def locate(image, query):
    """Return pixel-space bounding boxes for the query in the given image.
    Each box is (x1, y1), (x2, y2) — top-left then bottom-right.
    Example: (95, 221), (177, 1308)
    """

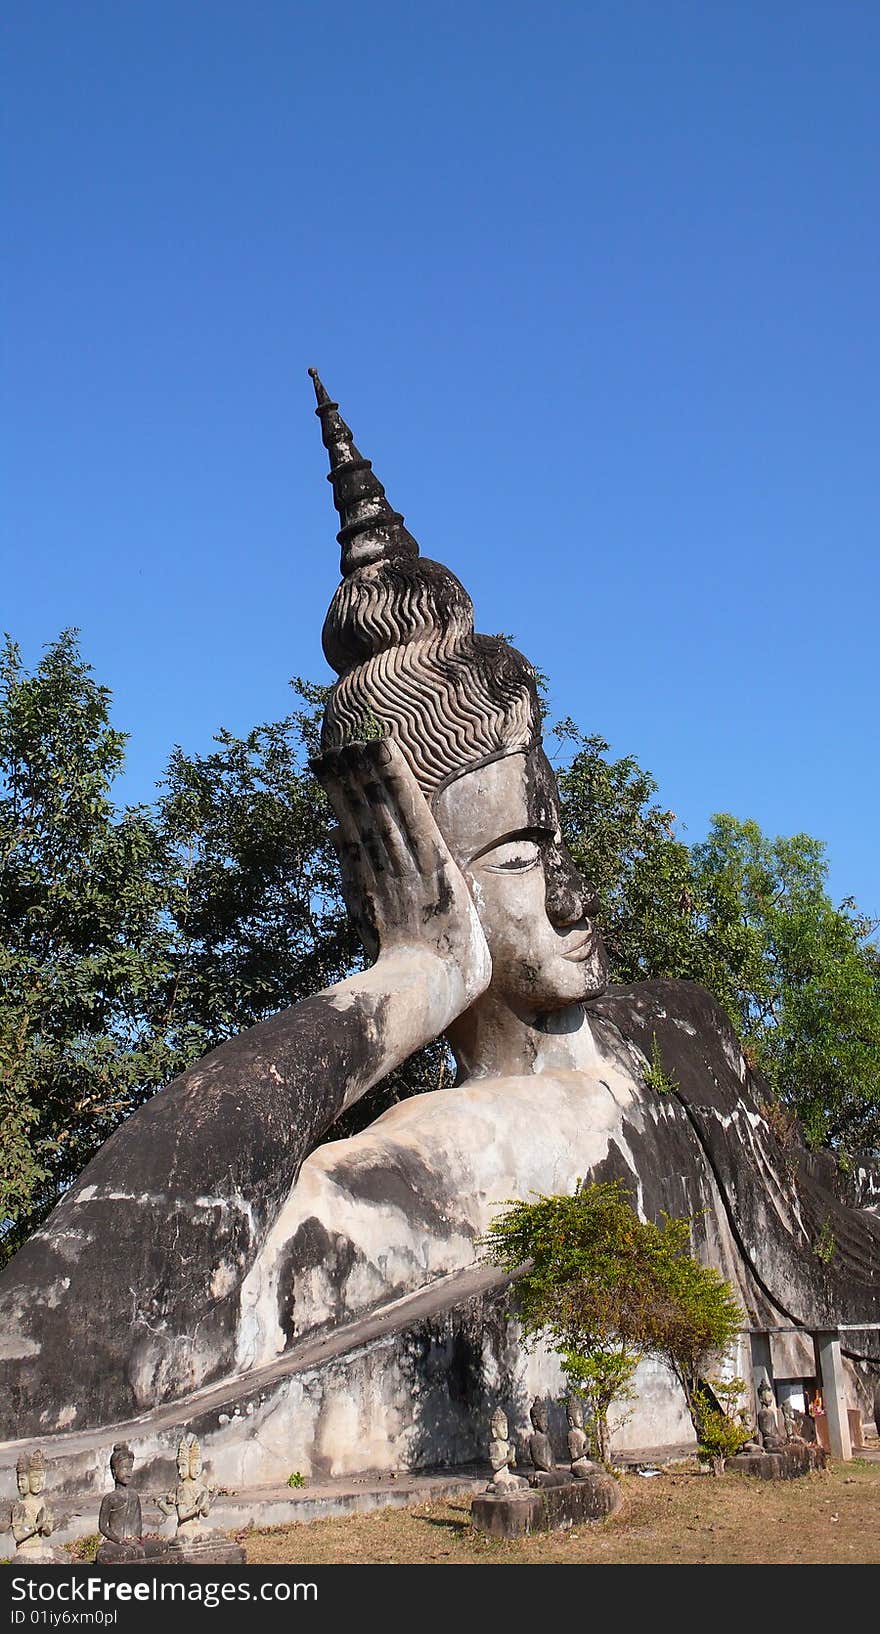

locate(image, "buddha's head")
(15, 1455), (29, 1498)
(110, 1443), (134, 1487)
(311, 373), (607, 1036)
(530, 1399), (548, 1433)
(27, 1452), (45, 1496)
(567, 1398), (584, 1429)
(189, 1439), (203, 1480)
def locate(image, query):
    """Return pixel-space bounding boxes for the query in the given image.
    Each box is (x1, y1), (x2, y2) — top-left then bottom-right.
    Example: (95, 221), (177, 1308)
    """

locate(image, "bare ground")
(64, 1459), (880, 1566)
(237, 1460), (880, 1566)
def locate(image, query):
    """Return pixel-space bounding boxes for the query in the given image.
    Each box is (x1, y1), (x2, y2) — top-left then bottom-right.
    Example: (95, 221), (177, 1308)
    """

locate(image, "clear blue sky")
(4, 1), (878, 914)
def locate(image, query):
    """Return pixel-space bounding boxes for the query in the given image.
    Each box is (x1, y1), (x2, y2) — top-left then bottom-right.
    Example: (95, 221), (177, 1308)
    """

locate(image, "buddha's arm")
(306, 739), (491, 1114)
(0, 742), (490, 1426)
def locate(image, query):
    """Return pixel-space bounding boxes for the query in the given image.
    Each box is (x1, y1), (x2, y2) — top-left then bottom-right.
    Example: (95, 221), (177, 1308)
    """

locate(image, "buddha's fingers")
(312, 749), (379, 889)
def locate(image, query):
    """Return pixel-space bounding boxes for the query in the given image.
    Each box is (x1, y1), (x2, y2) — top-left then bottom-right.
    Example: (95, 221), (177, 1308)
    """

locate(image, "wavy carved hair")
(320, 554), (541, 798)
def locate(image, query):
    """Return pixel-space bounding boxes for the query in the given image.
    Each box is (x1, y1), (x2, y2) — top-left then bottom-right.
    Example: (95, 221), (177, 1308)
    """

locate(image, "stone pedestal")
(164, 1532), (246, 1565)
(471, 1472), (621, 1539)
(11, 1541), (68, 1565)
(95, 1536), (174, 1565)
(726, 1443), (826, 1480)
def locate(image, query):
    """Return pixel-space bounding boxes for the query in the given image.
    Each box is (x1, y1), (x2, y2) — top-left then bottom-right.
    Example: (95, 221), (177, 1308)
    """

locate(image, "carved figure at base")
(96, 1443), (168, 1564)
(486, 1408), (528, 1493)
(526, 1398), (569, 1487)
(567, 1398), (599, 1477)
(158, 1434), (212, 1538)
(756, 1379), (785, 1451)
(10, 1449), (64, 1563)
(781, 1398), (805, 1444)
(736, 1408), (764, 1456)
(157, 1432), (244, 1563)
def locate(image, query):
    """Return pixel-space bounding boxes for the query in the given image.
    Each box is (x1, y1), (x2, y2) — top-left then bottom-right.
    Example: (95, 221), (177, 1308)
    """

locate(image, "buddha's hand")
(313, 739), (491, 1006)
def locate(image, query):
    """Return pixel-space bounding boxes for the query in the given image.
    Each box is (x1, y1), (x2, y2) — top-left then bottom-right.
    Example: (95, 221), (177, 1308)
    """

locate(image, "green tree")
(552, 722), (728, 997)
(624, 1210), (745, 1462)
(691, 816), (880, 1156)
(478, 1180), (743, 1466)
(4, 633), (878, 1264)
(554, 725), (880, 1158)
(0, 633), (176, 1253)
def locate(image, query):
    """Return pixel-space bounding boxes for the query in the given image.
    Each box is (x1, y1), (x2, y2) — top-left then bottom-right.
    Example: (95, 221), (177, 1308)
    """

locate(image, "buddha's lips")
(560, 933), (597, 962)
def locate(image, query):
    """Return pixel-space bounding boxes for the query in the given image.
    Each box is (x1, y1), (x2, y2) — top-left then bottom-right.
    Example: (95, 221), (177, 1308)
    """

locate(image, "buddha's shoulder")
(588, 978), (754, 1118)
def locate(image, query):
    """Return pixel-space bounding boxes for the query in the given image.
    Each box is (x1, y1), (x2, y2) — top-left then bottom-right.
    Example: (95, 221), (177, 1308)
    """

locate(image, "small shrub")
(813, 1219), (836, 1264)
(693, 1379), (751, 1476)
(643, 1033), (678, 1096)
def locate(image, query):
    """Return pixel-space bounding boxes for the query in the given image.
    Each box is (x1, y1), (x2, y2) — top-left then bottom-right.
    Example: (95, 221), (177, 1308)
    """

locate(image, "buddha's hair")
(320, 554), (541, 796)
(308, 370), (542, 796)
(110, 1442), (133, 1472)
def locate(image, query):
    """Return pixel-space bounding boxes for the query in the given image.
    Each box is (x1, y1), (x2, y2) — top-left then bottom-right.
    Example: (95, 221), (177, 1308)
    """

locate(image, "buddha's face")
(16, 1470), (28, 1497)
(568, 1401), (583, 1429)
(177, 1447), (189, 1479)
(530, 1401), (548, 1433)
(112, 1455), (133, 1487)
(434, 747), (607, 1018)
(491, 1409), (508, 1439)
(29, 1467), (44, 1496)
(189, 1447), (202, 1479)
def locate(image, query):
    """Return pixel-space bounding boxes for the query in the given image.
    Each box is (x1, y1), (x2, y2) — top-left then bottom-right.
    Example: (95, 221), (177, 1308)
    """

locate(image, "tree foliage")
(690, 817), (880, 1156)
(0, 633), (176, 1249)
(478, 1180), (744, 1464)
(2, 631), (878, 1260)
(555, 724), (880, 1158)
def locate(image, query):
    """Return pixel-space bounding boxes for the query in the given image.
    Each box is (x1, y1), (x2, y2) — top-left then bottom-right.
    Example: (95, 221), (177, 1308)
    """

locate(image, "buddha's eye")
(480, 838), (542, 873)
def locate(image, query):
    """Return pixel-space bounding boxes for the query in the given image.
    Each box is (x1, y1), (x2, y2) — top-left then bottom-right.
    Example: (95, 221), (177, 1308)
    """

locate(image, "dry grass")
(239, 1461), (880, 1566)
(61, 1460), (880, 1566)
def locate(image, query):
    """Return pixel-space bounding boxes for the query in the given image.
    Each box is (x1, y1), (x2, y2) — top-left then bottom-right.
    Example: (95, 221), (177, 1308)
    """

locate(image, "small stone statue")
(486, 1407), (528, 1494)
(10, 1449), (63, 1563)
(566, 1398), (599, 1478)
(158, 1434), (212, 1538)
(157, 1432), (244, 1564)
(525, 1398), (569, 1488)
(781, 1398), (805, 1444)
(756, 1379), (785, 1451)
(96, 1443), (167, 1563)
(736, 1408), (764, 1456)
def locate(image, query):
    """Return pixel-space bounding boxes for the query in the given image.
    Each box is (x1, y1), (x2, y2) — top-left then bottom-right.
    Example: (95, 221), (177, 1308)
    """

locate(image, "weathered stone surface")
(485, 1406), (528, 1493)
(471, 1472), (621, 1538)
(9, 1448), (66, 1564)
(163, 1534), (246, 1565)
(0, 371), (876, 1470)
(727, 1443), (826, 1480)
(95, 1443), (173, 1565)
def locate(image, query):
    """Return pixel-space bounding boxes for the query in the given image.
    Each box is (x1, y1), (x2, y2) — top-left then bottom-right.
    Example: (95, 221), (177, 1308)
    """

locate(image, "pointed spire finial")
(308, 369), (418, 575)
(308, 367), (335, 411)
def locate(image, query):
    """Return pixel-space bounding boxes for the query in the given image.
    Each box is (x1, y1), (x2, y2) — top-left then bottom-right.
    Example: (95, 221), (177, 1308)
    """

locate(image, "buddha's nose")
(545, 841), (594, 928)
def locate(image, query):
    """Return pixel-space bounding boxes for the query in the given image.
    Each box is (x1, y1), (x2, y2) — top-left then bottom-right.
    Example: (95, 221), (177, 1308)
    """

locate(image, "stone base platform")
(726, 1444), (827, 1480)
(95, 1537), (175, 1565)
(471, 1473), (621, 1539)
(11, 1546), (69, 1565)
(164, 1533), (246, 1565)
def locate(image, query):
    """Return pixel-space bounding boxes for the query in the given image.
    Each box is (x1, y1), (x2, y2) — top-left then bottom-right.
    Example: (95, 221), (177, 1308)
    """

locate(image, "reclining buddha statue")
(1, 373), (877, 1480)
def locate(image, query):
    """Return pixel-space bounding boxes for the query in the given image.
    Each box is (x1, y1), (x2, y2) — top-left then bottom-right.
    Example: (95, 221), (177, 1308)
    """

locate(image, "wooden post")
(813, 1330), (852, 1461)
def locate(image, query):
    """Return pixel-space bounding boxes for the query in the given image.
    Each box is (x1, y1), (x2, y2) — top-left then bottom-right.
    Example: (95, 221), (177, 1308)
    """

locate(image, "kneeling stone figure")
(486, 1408), (528, 1494)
